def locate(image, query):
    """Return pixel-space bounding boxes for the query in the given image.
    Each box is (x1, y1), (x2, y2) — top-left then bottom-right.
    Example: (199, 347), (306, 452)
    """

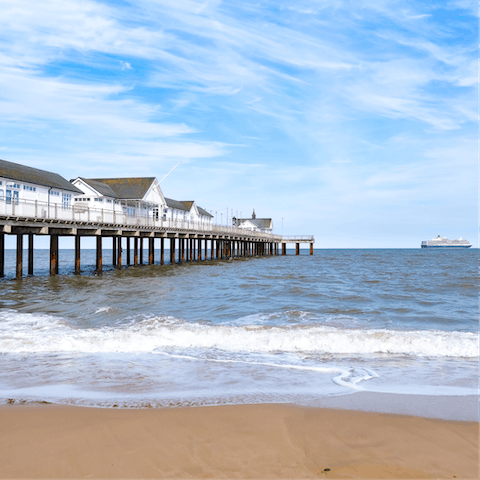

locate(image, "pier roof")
(0, 158), (83, 193)
(165, 198), (213, 217)
(197, 206), (213, 218)
(165, 198), (189, 211)
(237, 218), (273, 229)
(82, 177), (156, 200)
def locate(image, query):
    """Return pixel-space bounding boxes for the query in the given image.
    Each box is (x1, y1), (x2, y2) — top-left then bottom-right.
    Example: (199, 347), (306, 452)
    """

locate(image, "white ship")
(421, 235), (472, 248)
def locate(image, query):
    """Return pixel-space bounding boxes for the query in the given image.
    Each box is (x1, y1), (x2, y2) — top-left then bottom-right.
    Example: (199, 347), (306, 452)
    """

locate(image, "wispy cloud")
(0, 0), (476, 246)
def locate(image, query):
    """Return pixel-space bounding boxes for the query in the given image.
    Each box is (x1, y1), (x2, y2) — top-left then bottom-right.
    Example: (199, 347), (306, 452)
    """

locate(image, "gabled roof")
(180, 201), (194, 211)
(0, 158), (83, 193)
(165, 198), (213, 217)
(165, 197), (189, 211)
(82, 177), (156, 200)
(77, 178), (118, 198)
(238, 218), (273, 229)
(197, 206), (213, 218)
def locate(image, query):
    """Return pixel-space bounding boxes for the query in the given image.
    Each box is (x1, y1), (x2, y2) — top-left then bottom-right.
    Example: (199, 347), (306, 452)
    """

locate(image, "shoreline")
(1, 403), (478, 479)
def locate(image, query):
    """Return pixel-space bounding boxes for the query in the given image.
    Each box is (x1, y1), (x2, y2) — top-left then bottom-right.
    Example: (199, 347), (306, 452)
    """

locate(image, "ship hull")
(421, 244), (472, 248)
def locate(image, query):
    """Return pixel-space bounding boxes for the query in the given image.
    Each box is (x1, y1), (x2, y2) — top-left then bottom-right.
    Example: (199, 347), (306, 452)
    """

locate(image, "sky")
(0, 0), (477, 248)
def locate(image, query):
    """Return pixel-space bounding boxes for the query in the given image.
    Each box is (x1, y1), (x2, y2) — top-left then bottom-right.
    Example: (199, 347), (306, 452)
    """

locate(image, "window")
(127, 207), (135, 216)
(153, 207), (159, 220)
(23, 185), (36, 191)
(49, 191), (60, 196)
(62, 193), (71, 209)
(107, 199), (112, 203)
(0, 189), (3, 199)
(6, 190), (19, 205)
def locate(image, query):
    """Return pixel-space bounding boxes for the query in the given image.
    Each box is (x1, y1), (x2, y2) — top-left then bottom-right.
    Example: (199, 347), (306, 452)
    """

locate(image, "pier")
(0, 159), (314, 278)
(280, 235), (315, 256)
(0, 207), (314, 278)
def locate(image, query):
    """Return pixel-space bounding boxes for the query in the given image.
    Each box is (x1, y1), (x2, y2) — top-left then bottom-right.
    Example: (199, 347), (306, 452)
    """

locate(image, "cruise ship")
(421, 236), (472, 248)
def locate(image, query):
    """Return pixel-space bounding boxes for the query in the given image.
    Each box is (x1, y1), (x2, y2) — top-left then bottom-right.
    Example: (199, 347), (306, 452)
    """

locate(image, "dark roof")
(237, 218), (273, 229)
(165, 198), (213, 217)
(165, 197), (189, 211)
(180, 201), (194, 210)
(0, 158), (83, 193)
(83, 177), (155, 199)
(78, 178), (118, 198)
(197, 206), (213, 218)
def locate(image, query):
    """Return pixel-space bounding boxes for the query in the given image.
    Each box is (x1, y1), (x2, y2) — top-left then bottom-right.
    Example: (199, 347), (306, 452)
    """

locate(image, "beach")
(1, 403), (478, 479)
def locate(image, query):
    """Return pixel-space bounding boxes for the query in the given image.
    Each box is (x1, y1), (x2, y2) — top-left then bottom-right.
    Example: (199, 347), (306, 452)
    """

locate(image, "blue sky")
(0, 0), (477, 247)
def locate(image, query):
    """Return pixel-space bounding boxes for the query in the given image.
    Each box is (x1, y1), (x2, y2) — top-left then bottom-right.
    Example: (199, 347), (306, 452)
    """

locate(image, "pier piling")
(0, 233), (4, 277)
(28, 233), (34, 275)
(96, 236), (102, 273)
(16, 234), (23, 279)
(75, 235), (81, 274)
(50, 235), (58, 276)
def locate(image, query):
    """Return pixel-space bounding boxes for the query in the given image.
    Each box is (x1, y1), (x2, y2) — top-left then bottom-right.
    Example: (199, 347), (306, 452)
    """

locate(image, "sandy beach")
(0, 403), (478, 479)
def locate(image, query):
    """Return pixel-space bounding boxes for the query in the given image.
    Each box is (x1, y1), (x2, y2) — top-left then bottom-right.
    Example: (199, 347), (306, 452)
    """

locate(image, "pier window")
(62, 193), (71, 209)
(6, 190), (19, 204)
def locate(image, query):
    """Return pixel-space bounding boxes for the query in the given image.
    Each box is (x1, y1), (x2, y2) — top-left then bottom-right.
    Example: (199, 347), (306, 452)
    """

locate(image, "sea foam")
(0, 310), (477, 358)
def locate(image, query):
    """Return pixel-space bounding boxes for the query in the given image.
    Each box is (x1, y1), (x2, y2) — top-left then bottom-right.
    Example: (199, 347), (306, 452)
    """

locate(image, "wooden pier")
(0, 216), (315, 278)
(280, 236), (315, 256)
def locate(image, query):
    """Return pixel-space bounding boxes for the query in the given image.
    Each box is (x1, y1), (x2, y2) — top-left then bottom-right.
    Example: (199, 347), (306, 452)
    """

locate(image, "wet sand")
(0, 403), (478, 479)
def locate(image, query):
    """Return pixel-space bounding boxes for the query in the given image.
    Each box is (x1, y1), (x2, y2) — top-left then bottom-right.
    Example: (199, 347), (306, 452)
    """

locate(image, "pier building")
(233, 210), (273, 234)
(0, 159), (315, 278)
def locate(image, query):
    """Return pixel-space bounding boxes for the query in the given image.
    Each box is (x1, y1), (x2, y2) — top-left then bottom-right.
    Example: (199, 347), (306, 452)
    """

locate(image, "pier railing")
(0, 196), (282, 241)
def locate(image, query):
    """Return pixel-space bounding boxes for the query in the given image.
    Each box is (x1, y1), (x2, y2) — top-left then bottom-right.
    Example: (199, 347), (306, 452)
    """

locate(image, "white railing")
(281, 235), (314, 241)
(0, 197), (282, 240)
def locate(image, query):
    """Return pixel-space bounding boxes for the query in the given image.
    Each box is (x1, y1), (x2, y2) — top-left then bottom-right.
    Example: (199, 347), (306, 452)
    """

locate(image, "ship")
(421, 235), (472, 248)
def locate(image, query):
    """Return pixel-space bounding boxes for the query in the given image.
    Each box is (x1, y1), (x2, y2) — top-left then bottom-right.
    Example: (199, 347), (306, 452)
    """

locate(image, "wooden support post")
(134, 237), (138, 266)
(149, 238), (154, 265)
(0, 233), (4, 277)
(211, 239), (214, 260)
(310, 243), (314, 255)
(296, 243), (300, 255)
(170, 238), (175, 264)
(50, 235), (58, 276)
(112, 236), (116, 266)
(189, 238), (193, 262)
(117, 237), (122, 268)
(216, 240), (220, 259)
(75, 235), (81, 274)
(282, 243), (286, 255)
(139, 238), (143, 265)
(199, 239), (202, 261)
(160, 238), (164, 265)
(16, 234), (23, 279)
(28, 233), (34, 275)
(181, 239), (185, 263)
(96, 236), (102, 273)
(127, 238), (131, 266)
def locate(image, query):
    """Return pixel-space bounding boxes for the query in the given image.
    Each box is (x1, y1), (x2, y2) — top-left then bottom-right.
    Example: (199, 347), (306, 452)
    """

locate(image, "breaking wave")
(0, 311), (477, 358)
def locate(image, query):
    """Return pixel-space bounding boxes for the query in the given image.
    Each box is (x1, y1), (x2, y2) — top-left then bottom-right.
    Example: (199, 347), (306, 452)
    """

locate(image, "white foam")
(0, 310), (477, 358)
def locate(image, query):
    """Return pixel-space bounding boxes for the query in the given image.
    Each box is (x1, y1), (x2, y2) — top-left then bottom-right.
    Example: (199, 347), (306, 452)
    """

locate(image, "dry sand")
(0, 403), (478, 479)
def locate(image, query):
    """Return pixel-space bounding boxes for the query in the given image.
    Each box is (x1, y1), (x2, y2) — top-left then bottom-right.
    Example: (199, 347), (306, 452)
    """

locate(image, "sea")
(0, 248), (478, 420)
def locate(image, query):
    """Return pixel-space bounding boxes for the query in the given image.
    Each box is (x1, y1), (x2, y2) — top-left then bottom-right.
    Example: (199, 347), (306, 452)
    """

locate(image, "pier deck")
(0, 211), (314, 278)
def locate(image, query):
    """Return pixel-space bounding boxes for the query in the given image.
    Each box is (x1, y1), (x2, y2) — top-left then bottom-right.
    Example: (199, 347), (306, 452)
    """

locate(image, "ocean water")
(0, 248), (478, 419)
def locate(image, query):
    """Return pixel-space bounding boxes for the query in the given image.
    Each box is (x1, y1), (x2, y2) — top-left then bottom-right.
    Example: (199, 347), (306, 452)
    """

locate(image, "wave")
(0, 311), (477, 358)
